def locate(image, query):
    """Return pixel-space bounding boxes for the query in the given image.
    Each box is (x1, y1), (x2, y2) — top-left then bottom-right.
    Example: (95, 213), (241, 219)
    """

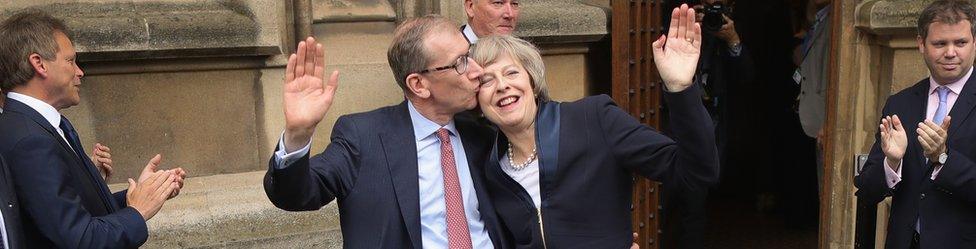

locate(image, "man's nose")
(76, 64), (85, 79)
(502, 4), (513, 18)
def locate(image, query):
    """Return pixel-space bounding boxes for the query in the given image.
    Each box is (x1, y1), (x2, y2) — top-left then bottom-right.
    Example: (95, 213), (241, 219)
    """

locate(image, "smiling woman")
(472, 35), (549, 132)
(467, 6), (719, 247)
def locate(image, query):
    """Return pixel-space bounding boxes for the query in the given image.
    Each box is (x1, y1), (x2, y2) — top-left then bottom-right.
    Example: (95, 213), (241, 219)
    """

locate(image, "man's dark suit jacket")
(0, 154), (24, 248)
(263, 101), (508, 248)
(484, 85), (719, 249)
(0, 97), (147, 248)
(855, 76), (976, 249)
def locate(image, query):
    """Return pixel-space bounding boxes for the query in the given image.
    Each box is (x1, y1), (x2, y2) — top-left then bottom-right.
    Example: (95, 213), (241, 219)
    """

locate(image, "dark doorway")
(656, 0), (823, 248)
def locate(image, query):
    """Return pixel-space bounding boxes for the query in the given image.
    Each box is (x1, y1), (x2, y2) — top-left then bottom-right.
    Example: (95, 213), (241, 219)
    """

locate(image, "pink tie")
(436, 128), (473, 249)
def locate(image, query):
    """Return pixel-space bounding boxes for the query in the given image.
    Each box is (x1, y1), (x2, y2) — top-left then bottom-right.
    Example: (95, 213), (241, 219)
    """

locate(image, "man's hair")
(470, 35), (550, 102)
(918, 0), (976, 40)
(387, 15), (457, 92)
(0, 9), (69, 92)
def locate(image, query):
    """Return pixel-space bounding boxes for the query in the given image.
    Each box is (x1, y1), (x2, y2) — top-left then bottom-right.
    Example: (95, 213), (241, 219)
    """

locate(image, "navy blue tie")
(59, 116), (117, 211)
(59, 116), (91, 169)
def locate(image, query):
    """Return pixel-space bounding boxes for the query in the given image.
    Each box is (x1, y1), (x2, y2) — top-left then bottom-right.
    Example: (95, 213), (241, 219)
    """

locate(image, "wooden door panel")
(612, 1), (664, 248)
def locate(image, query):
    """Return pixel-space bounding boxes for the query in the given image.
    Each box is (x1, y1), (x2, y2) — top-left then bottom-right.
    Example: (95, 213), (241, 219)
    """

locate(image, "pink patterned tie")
(436, 128), (473, 249)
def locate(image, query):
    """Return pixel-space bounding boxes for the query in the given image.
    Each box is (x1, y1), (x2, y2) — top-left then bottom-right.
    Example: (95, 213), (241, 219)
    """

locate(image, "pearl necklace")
(507, 142), (537, 170)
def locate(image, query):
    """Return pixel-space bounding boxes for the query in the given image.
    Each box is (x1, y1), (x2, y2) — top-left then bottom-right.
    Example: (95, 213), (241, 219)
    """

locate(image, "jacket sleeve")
(264, 115), (362, 211)
(113, 190), (128, 208)
(598, 84), (720, 188)
(854, 103), (895, 205)
(8, 134), (148, 249)
(933, 147), (976, 204)
(729, 45), (756, 88)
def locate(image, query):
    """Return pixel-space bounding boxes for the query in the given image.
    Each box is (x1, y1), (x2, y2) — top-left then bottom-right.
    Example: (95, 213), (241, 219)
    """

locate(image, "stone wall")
(0, 0), (293, 184)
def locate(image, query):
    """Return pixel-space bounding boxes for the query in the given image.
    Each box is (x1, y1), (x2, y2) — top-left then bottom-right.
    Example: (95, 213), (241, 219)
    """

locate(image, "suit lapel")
(910, 82), (931, 169)
(535, 101), (561, 195)
(380, 102), (423, 249)
(4, 97), (116, 212)
(948, 74), (976, 139)
(4, 98), (84, 166)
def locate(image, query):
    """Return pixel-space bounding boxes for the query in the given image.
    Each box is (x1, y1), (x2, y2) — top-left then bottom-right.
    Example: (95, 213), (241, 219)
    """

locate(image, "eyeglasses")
(417, 53), (469, 75)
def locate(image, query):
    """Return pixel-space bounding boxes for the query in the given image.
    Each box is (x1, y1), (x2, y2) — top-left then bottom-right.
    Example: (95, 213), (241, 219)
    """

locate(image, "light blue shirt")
(274, 101), (493, 248)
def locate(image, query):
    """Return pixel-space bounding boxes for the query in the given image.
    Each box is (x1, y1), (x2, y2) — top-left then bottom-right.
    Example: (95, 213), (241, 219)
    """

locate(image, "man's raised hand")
(137, 154), (186, 199)
(283, 37), (340, 152)
(918, 116), (951, 163)
(90, 143), (113, 180)
(880, 115), (908, 171)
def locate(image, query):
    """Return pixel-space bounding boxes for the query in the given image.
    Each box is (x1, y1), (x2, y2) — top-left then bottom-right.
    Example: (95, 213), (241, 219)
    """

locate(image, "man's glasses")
(417, 54), (469, 75)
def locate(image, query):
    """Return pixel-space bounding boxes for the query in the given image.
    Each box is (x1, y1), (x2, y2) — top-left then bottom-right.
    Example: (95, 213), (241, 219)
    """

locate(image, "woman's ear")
(406, 73), (430, 98)
(532, 79), (541, 100)
(29, 53), (48, 78)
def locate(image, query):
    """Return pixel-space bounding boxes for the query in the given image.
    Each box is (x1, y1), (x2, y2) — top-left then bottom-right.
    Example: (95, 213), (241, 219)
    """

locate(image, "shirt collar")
(7, 92), (61, 129)
(407, 100), (459, 142)
(462, 24), (478, 44)
(929, 66), (973, 96)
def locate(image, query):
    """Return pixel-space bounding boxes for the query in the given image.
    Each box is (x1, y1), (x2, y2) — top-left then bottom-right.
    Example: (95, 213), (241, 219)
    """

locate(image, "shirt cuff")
(274, 131), (311, 169)
(728, 43), (743, 57)
(931, 165), (943, 180)
(883, 157), (903, 189)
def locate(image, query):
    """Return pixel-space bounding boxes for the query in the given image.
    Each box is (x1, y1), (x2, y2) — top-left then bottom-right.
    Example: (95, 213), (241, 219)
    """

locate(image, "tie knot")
(436, 128), (451, 142)
(59, 115), (76, 133)
(937, 86), (951, 99)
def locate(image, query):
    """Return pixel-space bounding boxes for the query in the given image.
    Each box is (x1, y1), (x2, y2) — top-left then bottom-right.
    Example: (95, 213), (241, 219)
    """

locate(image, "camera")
(702, 2), (730, 33)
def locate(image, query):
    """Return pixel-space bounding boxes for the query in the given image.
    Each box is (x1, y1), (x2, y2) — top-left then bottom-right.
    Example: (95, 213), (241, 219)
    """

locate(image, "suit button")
(920, 193), (926, 200)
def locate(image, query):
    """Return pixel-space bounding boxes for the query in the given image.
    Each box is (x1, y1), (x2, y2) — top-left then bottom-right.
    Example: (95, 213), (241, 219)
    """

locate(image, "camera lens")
(701, 3), (727, 33)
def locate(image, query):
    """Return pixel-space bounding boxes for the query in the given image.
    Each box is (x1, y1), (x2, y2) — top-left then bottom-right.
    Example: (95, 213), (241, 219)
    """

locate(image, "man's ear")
(28, 53), (48, 78)
(464, 0), (476, 19)
(406, 73), (431, 99)
(918, 35), (925, 54)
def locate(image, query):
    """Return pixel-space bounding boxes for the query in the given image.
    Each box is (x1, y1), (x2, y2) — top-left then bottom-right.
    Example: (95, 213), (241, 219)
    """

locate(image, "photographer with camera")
(698, 0), (742, 53)
(662, 1), (755, 249)
(688, 0), (755, 166)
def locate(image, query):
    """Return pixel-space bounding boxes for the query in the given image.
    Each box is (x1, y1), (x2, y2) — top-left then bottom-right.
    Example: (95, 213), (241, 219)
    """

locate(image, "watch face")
(939, 153), (949, 164)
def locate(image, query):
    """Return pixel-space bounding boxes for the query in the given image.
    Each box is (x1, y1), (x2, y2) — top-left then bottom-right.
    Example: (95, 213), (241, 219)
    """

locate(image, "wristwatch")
(937, 152), (949, 165)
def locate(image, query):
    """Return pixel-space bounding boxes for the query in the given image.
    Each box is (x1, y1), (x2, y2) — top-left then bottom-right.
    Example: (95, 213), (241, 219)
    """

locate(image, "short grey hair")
(387, 15), (457, 92)
(0, 9), (69, 92)
(470, 35), (550, 102)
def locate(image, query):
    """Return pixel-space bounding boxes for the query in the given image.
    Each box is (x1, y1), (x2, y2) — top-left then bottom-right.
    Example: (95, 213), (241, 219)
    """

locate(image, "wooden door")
(611, 1), (665, 248)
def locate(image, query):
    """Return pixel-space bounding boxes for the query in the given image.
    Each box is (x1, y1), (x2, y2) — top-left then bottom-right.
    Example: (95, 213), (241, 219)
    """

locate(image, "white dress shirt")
(6, 92), (73, 148)
(462, 24), (479, 44)
(274, 101), (494, 248)
(884, 66), (972, 188)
